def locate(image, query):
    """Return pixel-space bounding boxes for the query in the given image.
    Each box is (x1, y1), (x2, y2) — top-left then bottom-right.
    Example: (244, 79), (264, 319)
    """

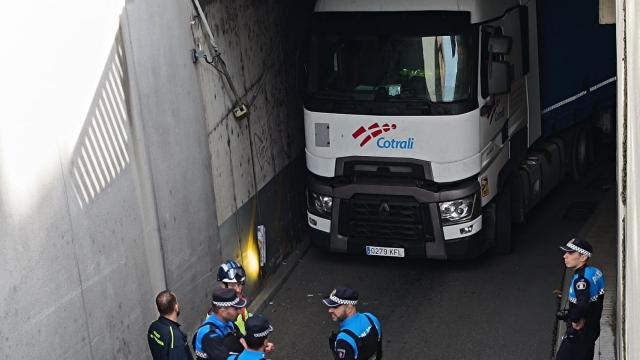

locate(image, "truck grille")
(338, 195), (434, 242)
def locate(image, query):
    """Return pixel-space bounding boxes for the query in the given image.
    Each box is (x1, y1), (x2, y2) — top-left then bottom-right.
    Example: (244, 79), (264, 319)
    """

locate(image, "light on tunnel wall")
(243, 227), (261, 282)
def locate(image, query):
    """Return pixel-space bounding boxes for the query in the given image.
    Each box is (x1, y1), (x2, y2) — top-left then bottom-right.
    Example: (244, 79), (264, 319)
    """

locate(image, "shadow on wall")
(62, 29), (153, 359)
(70, 31), (131, 208)
(64, 24), (174, 358)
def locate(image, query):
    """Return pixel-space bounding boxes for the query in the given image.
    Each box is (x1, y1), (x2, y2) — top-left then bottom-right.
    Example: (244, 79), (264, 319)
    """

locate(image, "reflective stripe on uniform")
(169, 325), (174, 349)
(150, 333), (165, 346)
(195, 350), (209, 358)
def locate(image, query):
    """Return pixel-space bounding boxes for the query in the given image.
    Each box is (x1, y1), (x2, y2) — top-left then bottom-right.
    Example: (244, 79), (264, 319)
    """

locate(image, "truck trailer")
(303, 0), (616, 259)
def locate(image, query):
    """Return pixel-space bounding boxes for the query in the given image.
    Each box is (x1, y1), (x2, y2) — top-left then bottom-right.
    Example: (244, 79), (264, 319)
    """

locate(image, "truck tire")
(570, 126), (590, 182)
(587, 122), (596, 165)
(494, 182), (513, 255)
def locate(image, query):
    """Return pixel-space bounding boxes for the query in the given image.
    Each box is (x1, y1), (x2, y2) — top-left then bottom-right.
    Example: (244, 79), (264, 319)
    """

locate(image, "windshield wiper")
(310, 92), (356, 100)
(404, 100), (432, 110)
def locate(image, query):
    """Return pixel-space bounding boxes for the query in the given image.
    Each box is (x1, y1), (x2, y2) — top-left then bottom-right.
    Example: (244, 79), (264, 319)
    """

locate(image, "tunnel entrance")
(255, 0), (620, 359)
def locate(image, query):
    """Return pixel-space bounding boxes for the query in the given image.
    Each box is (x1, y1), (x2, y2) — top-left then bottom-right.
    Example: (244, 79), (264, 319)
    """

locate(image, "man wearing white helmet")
(217, 260), (275, 354)
(217, 260), (252, 335)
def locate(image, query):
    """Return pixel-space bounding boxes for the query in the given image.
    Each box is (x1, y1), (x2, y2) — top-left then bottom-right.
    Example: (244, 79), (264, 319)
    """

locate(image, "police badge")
(576, 280), (587, 290)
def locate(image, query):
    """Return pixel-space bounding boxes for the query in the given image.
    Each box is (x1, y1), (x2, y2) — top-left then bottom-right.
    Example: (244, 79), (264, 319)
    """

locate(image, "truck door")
(480, 7), (527, 148)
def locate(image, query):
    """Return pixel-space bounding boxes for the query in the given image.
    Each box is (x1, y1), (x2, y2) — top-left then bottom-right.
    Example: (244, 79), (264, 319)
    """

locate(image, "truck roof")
(314, 0), (528, 23)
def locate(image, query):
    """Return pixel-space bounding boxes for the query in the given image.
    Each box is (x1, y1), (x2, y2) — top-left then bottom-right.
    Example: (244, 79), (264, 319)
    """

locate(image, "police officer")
(147, 290), (193, 359)
(217, 260), (252, 335)
(193, 288), (246, 360)
(556, 238), (605, 360)
(227, 315), (275, 360)
(323, 286), (382, 360)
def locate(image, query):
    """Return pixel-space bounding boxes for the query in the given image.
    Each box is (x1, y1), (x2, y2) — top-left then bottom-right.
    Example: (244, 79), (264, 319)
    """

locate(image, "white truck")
(304, 0), (616, 259)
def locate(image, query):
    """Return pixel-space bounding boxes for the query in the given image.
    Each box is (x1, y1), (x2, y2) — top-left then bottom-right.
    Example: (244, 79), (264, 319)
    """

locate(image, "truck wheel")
(570, 126), (590, 182)
(587, 123), (596, 165)
(494, 182), (513, 255)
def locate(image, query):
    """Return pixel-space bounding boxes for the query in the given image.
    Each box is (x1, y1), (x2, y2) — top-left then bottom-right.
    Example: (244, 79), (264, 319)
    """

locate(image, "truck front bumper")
(309, 224), (487, 259)
(307, 177), (490, 259)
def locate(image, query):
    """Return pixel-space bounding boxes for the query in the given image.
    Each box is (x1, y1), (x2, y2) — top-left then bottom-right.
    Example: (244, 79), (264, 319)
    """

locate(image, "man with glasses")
(555, 238), (605, 360)
(323, 286), (382, 360)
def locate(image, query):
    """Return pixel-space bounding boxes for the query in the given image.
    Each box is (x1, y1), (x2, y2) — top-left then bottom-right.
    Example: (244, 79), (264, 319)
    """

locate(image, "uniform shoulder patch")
(576, 280), (587, 290)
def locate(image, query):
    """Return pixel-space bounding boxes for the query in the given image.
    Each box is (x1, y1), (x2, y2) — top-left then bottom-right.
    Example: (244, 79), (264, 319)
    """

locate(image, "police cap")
(560, 238), (593, 257)
(322, 286), (359, 307)
(245, 315), (274, 338)
(211, 287), (247, 308)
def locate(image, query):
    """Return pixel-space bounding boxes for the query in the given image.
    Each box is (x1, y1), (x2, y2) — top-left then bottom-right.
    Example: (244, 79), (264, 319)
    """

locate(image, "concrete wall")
(0, 0), (311, 358)
(617, 0), (640, 358)
(122, 0), (224, 341)
(0, 2), (156, 358)
(194, 0), (314, 296)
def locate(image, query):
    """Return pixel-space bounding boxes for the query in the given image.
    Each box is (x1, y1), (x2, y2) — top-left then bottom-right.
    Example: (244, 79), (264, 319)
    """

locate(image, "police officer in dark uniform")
(147, 290), (193, 359)
(556, 238), (605, 360)
(193, 288), (247, 360)
(323, 286), (382, 360)
(227, 315), (275, 360)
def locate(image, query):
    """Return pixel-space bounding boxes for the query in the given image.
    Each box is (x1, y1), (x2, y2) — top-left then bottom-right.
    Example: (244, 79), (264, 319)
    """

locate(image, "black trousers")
(555, 331), (597, 360)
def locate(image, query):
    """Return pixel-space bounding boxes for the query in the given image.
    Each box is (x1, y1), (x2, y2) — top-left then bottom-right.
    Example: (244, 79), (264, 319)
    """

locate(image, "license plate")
(366, 246), (405, 258)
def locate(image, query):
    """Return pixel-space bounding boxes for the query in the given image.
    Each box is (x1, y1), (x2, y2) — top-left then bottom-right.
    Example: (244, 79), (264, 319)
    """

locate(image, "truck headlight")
(308, 191), (333, 217)
(439, 195), (475, 225)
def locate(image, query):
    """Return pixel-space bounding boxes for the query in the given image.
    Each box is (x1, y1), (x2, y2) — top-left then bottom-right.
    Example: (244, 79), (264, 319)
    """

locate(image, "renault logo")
(378, 202), (391, 217)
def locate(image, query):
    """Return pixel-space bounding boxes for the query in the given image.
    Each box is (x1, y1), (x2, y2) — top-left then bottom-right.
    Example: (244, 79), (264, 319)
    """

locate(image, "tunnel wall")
(617, 0), (640, 358)
(194, 0), (313, 296)
(121, 0), (223, 346)
(0, 0), (311, 358)
(1, 0), (219, 358)
(0, 1), (163, 358)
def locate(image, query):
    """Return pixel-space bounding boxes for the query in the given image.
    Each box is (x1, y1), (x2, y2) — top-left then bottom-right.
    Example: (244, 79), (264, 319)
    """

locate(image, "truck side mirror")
(488, 35), (512, 55)
(488, 61), (512, 95)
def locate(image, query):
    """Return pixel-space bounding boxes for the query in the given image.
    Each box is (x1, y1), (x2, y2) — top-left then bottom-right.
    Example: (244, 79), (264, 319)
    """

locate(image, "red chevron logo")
(352, 123), (397, 147)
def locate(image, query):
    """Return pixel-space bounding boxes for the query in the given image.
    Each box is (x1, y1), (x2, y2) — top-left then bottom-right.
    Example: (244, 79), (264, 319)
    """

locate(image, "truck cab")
(304, 0), (541, 259)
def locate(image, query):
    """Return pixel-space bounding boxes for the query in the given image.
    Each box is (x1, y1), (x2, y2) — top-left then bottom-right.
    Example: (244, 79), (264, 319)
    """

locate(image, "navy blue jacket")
(567, 265), (605, 338)
(148, 316), (192, 360)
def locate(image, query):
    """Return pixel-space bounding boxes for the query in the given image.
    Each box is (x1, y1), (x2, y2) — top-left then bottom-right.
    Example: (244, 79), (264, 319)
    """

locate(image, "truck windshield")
(305, 12), (477, 115)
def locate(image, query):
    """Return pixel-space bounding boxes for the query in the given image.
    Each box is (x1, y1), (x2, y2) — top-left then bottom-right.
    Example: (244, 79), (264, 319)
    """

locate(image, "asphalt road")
(261, 153), (615, 360)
